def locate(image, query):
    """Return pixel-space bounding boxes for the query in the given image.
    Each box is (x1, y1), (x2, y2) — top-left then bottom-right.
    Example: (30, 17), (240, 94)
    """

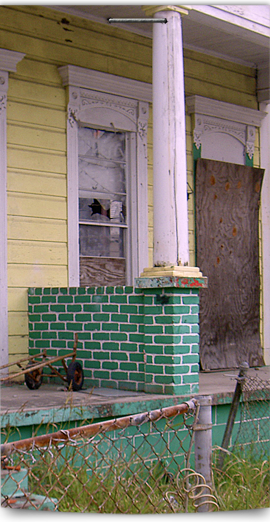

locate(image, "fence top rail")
(1, 399), (198, 457)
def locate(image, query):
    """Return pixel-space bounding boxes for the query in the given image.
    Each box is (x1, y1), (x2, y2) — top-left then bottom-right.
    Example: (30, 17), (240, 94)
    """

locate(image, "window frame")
(58, 66), (150, 286)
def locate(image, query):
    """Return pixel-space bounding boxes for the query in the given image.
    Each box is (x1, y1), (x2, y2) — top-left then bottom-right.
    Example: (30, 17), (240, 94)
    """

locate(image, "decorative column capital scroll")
(142, 5), (190, 16)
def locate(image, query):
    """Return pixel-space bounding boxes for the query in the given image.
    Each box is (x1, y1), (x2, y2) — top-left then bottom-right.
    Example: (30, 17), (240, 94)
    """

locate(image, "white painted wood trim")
(0, 49), (25, 367)
(58, 65), (152, 103)
(59, 68), (149, 286)
(260, 101), (270, 365)
(0, 49), (25, 72)
(0, 71), (8, 368)
(186, 95), (267, 127)
(187, 95), (267, 162)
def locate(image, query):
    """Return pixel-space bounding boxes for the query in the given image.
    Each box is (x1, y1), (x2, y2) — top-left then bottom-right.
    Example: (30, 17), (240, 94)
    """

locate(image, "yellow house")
(0, 5), (269, 381)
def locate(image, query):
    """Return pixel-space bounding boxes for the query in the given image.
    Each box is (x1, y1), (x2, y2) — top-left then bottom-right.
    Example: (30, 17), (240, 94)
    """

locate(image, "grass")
(26, 446), (270, 513)
(212, 448), (270, 511)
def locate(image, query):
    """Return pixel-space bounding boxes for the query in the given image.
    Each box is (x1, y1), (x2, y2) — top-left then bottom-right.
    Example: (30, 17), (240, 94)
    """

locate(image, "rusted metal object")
(0, 334), (83, 391)
(1, 399), (198, 457)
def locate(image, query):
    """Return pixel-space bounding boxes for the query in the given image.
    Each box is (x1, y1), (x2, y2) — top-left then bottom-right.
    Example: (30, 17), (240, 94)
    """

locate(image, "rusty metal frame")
(0, 334), (78, 385)
(1, 399), (198, 457)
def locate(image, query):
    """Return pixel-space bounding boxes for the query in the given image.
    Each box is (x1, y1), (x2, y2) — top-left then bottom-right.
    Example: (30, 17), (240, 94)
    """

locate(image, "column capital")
(142, 5), (190, 17)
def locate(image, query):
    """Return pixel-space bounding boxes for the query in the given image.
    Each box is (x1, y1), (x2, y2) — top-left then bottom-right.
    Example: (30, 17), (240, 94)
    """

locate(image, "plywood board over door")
(196, 158), (265, 370)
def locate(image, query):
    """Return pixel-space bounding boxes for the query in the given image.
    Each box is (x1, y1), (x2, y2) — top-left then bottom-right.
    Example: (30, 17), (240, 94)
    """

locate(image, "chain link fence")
(1, 398), (218, 513)
(233, 374), (270, 460)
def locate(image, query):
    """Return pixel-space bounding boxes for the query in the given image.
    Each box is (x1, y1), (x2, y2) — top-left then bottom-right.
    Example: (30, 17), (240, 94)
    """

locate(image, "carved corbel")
(245, 125), (256, 160)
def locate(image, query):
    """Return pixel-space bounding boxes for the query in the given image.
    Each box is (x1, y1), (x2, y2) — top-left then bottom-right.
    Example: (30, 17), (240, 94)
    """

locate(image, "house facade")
(0, 4), (269, 393)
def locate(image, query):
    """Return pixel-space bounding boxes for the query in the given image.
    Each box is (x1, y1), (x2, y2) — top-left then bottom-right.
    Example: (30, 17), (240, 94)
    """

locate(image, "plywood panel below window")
(80, 257), (125, 287)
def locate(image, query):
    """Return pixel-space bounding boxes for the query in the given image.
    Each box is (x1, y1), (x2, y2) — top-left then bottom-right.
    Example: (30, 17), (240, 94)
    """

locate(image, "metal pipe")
(1, 399), (197, 457)
(194, 395), (212, 512)
(217, 361), (249, 469)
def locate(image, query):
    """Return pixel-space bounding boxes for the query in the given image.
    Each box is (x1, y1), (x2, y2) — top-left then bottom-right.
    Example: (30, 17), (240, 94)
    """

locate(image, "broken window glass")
(78, 127), (127, 265)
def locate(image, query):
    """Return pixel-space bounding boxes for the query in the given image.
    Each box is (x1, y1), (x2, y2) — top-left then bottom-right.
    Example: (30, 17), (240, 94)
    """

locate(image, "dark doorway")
(196, 159), (264, 370)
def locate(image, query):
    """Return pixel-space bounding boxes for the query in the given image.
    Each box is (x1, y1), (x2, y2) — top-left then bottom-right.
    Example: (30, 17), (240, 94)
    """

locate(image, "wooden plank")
(0, 6), (152, 65)
(8, 240), (67, 265)
(7, 148), (66, 175)
(8, 78), (65, 109)
(8, 312), (28, 336)
(196, 159), (264, 369)
(7, 264), (68, 287)
(8, 288), (28, 312)
(184, 48), (256, 78)
(7, 101), (66, 129)
(7, 124), (66, 153)
(185, 78), (257, 109)
(8, 216), (67, 242)
(7, 193), (66, 220)
(7, 170), (67, 198)
(80, 257), (125, 287)
(184, 56), (256, 95)
(8, 337), (29, 357)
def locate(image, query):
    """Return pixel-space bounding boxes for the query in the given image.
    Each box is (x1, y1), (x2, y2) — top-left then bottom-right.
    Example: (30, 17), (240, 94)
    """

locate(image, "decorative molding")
(187, 95), (265, 160)
(58, 65), (152, 103)
(186, 95), (267, 127)
(246, 125), (256, 160)
(0, 48), (25, 72)
(58, 65), (149, 284)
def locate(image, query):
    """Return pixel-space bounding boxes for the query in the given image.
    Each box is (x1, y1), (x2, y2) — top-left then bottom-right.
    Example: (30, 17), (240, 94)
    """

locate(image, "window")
(58, 65), (150, 287)
(78, 127), (128, 286)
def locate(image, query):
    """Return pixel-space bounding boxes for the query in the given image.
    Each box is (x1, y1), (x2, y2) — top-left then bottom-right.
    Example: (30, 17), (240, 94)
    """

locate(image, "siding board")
(8, 240), (67, 265)
(8, 216), (67, 242)
(7, 193), (66, 220)
(7, 170), (66, 197)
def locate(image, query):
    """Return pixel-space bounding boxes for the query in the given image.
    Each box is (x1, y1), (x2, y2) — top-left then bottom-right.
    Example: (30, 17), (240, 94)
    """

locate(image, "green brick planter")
(28, 277), (207, 395)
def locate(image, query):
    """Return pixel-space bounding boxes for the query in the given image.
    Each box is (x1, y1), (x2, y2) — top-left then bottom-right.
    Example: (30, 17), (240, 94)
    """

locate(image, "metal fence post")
(217, 361), (249, 469)
(194, 395), (212, 512)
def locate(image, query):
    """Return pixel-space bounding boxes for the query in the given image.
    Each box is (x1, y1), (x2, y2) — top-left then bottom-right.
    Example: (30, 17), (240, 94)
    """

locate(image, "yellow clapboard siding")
(7, 101), (66, 129)
(184, 56), (256, 95)
(8, 264), (68, 288)
(8, 216), (67, 242)
(7, 147), (66, 174)
(8, 337), (29, 358)
(1, 28), (152, 85)
(184, 47), (255, 78)
(7, 124), (66, 153)
(8, 78), (65, 110)
(8, 288), (28, 312)
(185, 77), (257, 109)
(1, 6), (152, 67)
(8, 170), (66, 198)
(15, 57), (64, 87)
(8, 312), (28, 336)
(7, 193), (66, 220)
(8, 240), (67, 266)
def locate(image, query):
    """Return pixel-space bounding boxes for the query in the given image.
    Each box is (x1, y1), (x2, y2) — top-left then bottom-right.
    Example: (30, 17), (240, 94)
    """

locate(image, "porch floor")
(1, 366), (269, 416)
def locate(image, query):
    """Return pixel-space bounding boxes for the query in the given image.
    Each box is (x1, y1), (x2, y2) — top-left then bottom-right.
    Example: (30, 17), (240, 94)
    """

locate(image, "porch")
(1, 365), (269, 424)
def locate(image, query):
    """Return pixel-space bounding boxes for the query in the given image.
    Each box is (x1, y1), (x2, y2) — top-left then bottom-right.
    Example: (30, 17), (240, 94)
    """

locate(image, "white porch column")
(152, 6), (189, 267)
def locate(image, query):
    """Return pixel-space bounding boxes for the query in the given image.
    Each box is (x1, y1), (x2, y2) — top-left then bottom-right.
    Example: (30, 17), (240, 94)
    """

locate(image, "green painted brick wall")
(28, 286), (201, 395)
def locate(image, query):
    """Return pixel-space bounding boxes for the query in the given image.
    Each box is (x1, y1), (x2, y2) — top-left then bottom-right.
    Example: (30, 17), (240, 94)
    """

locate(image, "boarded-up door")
(196, 159), (264, 370)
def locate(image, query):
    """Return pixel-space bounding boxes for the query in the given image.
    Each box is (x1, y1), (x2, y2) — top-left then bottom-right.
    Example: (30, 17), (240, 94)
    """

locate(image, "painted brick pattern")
(28, 286), (200, 395)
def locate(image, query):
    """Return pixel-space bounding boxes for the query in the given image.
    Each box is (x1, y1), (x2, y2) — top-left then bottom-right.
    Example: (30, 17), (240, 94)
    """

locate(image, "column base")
(135, 266), (208, 288)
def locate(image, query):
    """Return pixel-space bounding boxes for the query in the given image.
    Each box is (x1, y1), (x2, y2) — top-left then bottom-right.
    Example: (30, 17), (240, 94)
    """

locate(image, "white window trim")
(186, 95), (267, 161)
(0, 49), (25, 367)
(58, 65), (151, 286)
